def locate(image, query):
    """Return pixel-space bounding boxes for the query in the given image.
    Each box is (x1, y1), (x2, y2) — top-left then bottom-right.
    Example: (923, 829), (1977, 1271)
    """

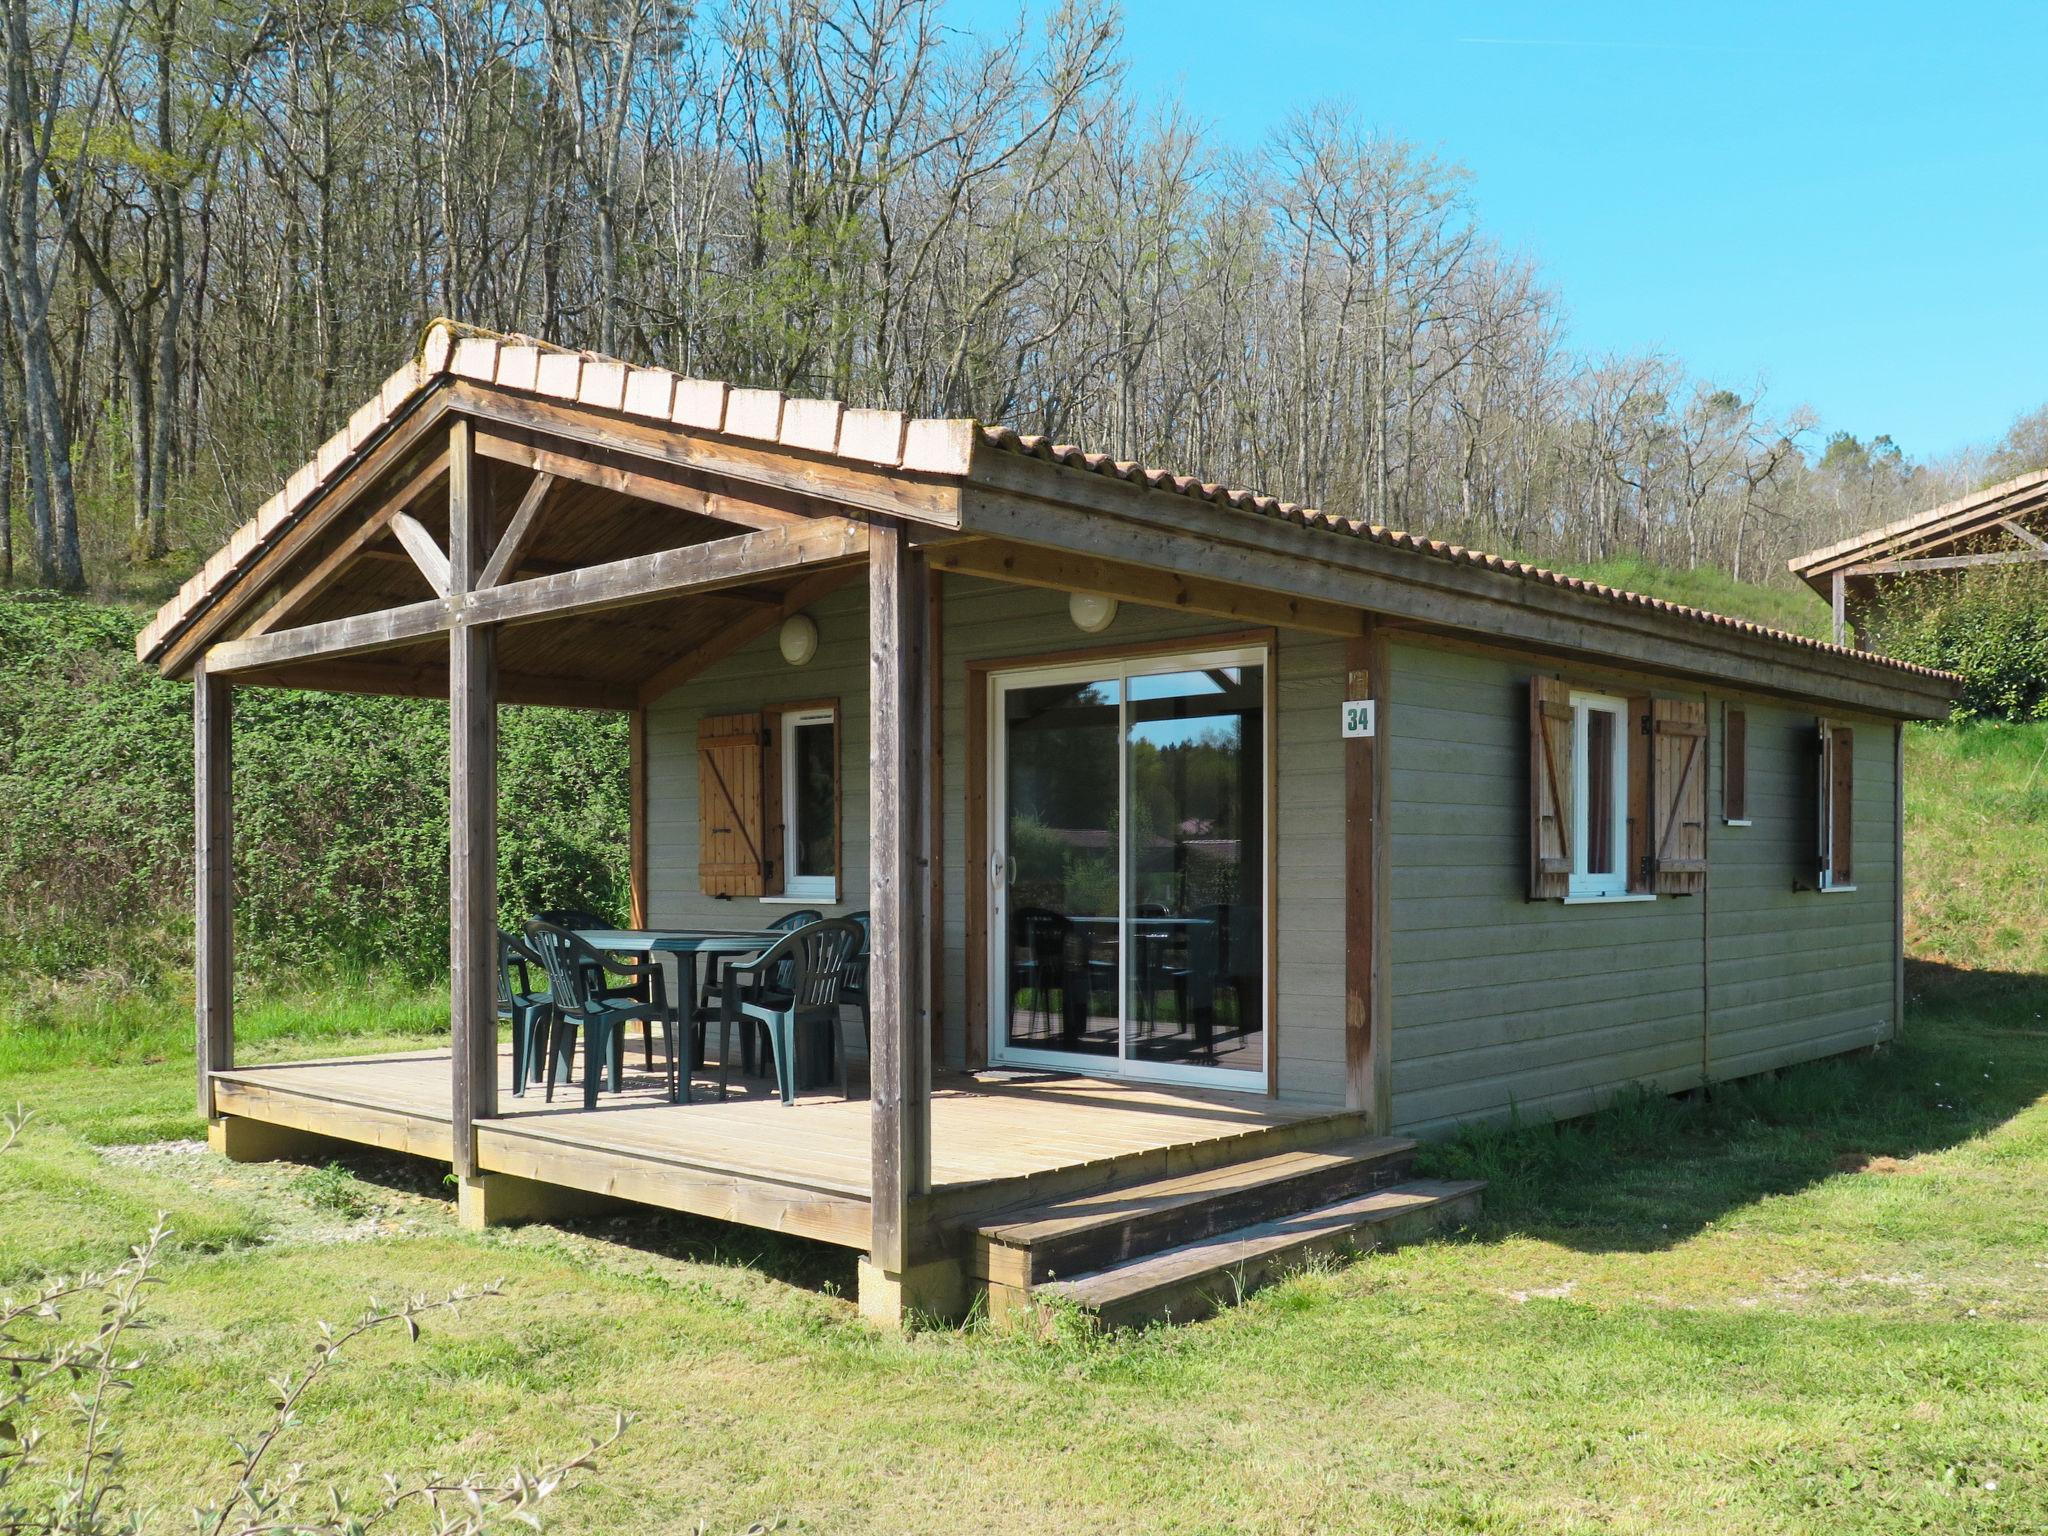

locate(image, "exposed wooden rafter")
(389, 510), (452, 597)
(477, 470), (558, 589)
(243, 448), (450, 639)
(637, 565), (861, 703)
(474, 430), (825, 533)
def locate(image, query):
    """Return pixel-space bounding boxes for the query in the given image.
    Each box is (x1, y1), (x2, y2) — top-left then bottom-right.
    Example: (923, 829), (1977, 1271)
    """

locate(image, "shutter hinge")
(1640, 854), (1654, 884)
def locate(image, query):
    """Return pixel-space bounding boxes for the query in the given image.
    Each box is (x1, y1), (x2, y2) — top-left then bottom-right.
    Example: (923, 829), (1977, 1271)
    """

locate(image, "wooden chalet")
(145, 322), (1961, 1327)
(1791, 469), (2048, 645)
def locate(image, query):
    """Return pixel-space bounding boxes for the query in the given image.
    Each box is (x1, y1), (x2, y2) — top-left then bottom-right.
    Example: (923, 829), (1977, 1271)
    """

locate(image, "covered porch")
(159, 326), (1414, 1323)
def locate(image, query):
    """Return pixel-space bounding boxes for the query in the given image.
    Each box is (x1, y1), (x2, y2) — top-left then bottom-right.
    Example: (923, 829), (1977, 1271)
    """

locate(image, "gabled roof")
(1788, 468), (2048, 594)
(142, 321), (1959, 702)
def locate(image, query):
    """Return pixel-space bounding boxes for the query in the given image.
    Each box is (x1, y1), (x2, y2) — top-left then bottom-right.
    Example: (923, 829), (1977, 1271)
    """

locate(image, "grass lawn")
(1, 966), (2044, 1535)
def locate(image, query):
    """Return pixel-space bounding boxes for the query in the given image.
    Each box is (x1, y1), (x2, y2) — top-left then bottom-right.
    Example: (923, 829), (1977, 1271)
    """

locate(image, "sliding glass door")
(989, 643), (1269, 1089)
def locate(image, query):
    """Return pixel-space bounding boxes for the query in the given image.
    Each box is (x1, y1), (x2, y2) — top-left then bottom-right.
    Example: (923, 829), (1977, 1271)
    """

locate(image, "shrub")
(1866, 560), (2048, 722)
(0, 595), (629, 984)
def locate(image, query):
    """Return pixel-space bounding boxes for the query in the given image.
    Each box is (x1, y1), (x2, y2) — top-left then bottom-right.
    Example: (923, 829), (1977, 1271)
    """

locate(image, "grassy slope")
(1549, 557), (1836, 640)
(2, 568), (2044, 1535)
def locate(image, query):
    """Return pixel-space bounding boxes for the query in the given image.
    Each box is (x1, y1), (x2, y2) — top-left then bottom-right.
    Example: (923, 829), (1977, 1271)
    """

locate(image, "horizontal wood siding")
(1386, 643), (1707, 1134)
(647, 585), (870, 926)
(1385, 640), (1902, 1138)
(1705, 700), (1896, 1080)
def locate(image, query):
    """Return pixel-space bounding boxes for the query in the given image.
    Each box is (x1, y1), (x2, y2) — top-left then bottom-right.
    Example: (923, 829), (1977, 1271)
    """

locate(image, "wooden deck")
(210, 1049), (1366, 1250)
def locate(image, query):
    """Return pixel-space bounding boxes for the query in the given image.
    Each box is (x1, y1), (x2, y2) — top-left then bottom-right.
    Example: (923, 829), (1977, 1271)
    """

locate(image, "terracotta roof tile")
(136, 320), (1960, 691)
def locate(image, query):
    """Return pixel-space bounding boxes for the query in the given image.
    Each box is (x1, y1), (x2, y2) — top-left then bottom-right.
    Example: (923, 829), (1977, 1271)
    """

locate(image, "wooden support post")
(448, 421), (499, 1182)
(194, 661), (233, 1120)
(866, 518), (940, 1319)
(628, 706), (649, 927)
(1831, 570), (1847, 648)
(1342, 622), (1392, 1131)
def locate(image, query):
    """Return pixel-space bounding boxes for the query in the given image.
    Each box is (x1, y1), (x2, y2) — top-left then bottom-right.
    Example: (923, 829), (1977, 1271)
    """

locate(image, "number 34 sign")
(1341, 699), (1375, 738)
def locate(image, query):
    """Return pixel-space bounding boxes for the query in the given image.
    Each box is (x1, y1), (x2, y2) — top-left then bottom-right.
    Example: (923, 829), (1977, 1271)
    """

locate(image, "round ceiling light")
(1069, 592), (1118, 634)
(778, 612), (819, 666)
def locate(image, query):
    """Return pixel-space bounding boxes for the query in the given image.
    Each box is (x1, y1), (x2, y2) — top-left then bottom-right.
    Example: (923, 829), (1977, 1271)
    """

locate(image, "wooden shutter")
(698, 711), (769, 897)
(1529, 676), (1574, 899)
(1829, 724), (1854, 885)
(1723, 705), (1747, 822)
(1648, 698), (1708, 894)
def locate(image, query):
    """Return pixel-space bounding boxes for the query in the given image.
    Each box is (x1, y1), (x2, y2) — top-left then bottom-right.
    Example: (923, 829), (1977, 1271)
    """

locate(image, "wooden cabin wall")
(646, 584), (873, 931)
(1383, 639), (1902, 1137)
(1704, 699), (1898, 1081)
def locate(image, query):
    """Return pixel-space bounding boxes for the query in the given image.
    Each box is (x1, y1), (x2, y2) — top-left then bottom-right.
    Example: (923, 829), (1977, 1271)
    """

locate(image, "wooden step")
(1022, 1178), (1485, 1330)
(972, 1133), (1419, 1289)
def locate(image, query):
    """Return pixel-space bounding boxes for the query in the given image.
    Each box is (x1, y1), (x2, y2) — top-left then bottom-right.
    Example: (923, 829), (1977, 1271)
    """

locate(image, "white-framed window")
(1569, 690), (1631, 899)
(780, 705), (838, 900)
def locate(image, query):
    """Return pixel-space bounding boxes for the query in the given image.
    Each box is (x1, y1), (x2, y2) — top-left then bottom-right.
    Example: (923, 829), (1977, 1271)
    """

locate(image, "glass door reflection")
(1001, 674), (1120, 1059)
(1123, 663), (1266, 1075)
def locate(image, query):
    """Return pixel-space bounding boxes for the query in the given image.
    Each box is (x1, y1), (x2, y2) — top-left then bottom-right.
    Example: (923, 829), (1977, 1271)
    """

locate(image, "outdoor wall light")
(779, 612), (819, 666)
(1069, 592), (1118, 633)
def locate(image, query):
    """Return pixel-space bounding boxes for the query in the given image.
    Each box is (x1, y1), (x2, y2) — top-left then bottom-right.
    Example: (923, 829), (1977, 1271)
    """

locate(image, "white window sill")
(1723, 818), (1752, 828)
(1816, 884), (1858, 895)
(1562, 891), (1657, 905)
(760, 893), (839, 906)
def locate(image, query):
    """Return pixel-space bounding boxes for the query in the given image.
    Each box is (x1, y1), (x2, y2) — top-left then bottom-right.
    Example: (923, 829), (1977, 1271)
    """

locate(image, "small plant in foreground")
(292, 1161), (374, 1220)
(0, 1105), (628, 1534)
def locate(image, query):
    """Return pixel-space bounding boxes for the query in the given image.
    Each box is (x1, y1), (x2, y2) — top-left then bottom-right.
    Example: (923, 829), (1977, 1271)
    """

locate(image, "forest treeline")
(2, 0), (2044, 594)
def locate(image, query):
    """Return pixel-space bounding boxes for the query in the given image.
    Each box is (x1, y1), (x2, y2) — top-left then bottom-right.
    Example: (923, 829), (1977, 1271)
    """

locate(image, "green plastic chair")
(716, 919), (864, 1104)
(524, 920), (685, 1107)
(497, 929), (553, 1097)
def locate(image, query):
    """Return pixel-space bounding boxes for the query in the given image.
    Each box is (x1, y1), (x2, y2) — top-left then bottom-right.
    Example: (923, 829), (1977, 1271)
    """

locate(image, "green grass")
(1, 976), (2043, 1534)
(1906, 721), (2048, 976)
(1553, 557), (1835, 639)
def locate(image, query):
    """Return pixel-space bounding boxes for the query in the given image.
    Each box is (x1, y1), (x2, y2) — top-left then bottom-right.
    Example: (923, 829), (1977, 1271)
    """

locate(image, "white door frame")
(986, 641), (1272, 1091)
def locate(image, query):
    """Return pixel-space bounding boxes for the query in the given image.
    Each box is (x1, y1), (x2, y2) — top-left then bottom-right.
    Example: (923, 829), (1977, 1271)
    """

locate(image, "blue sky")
(953, 1), (2048, 462)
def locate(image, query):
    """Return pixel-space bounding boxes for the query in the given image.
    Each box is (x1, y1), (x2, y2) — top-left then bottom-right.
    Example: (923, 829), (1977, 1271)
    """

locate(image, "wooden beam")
(210, 522), (867, 676)
(1342, 624), (1391, 1129)
(244, 449), (450, 639)
(1845, 546), (2048, 577)
(449, 421), (498, 1182)
(225, 657), (637, 711)
(868, 519), (933, 1278)
(929, 536), (1365, 638)
(207, 596), (452, 674)
(2001, 518), (2048, 553)
(390, 510), (452, 597)
(474, 431), (819, 533)
(629, 706), (649, 927)
(464, 518), (869, 630)
(958, 475), (1958, 720)
(477, 471), (558, 589)
(160, 387), (457, 675)
(194, 662), (233, 1120)
(1832, 570), (1847, 647)
(637, 565), (859, 703)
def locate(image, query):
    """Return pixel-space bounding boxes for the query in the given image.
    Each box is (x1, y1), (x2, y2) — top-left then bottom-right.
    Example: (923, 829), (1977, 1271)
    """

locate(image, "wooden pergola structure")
(1790, 469), (2048, 645)
(148, 324), (1958, 1324)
